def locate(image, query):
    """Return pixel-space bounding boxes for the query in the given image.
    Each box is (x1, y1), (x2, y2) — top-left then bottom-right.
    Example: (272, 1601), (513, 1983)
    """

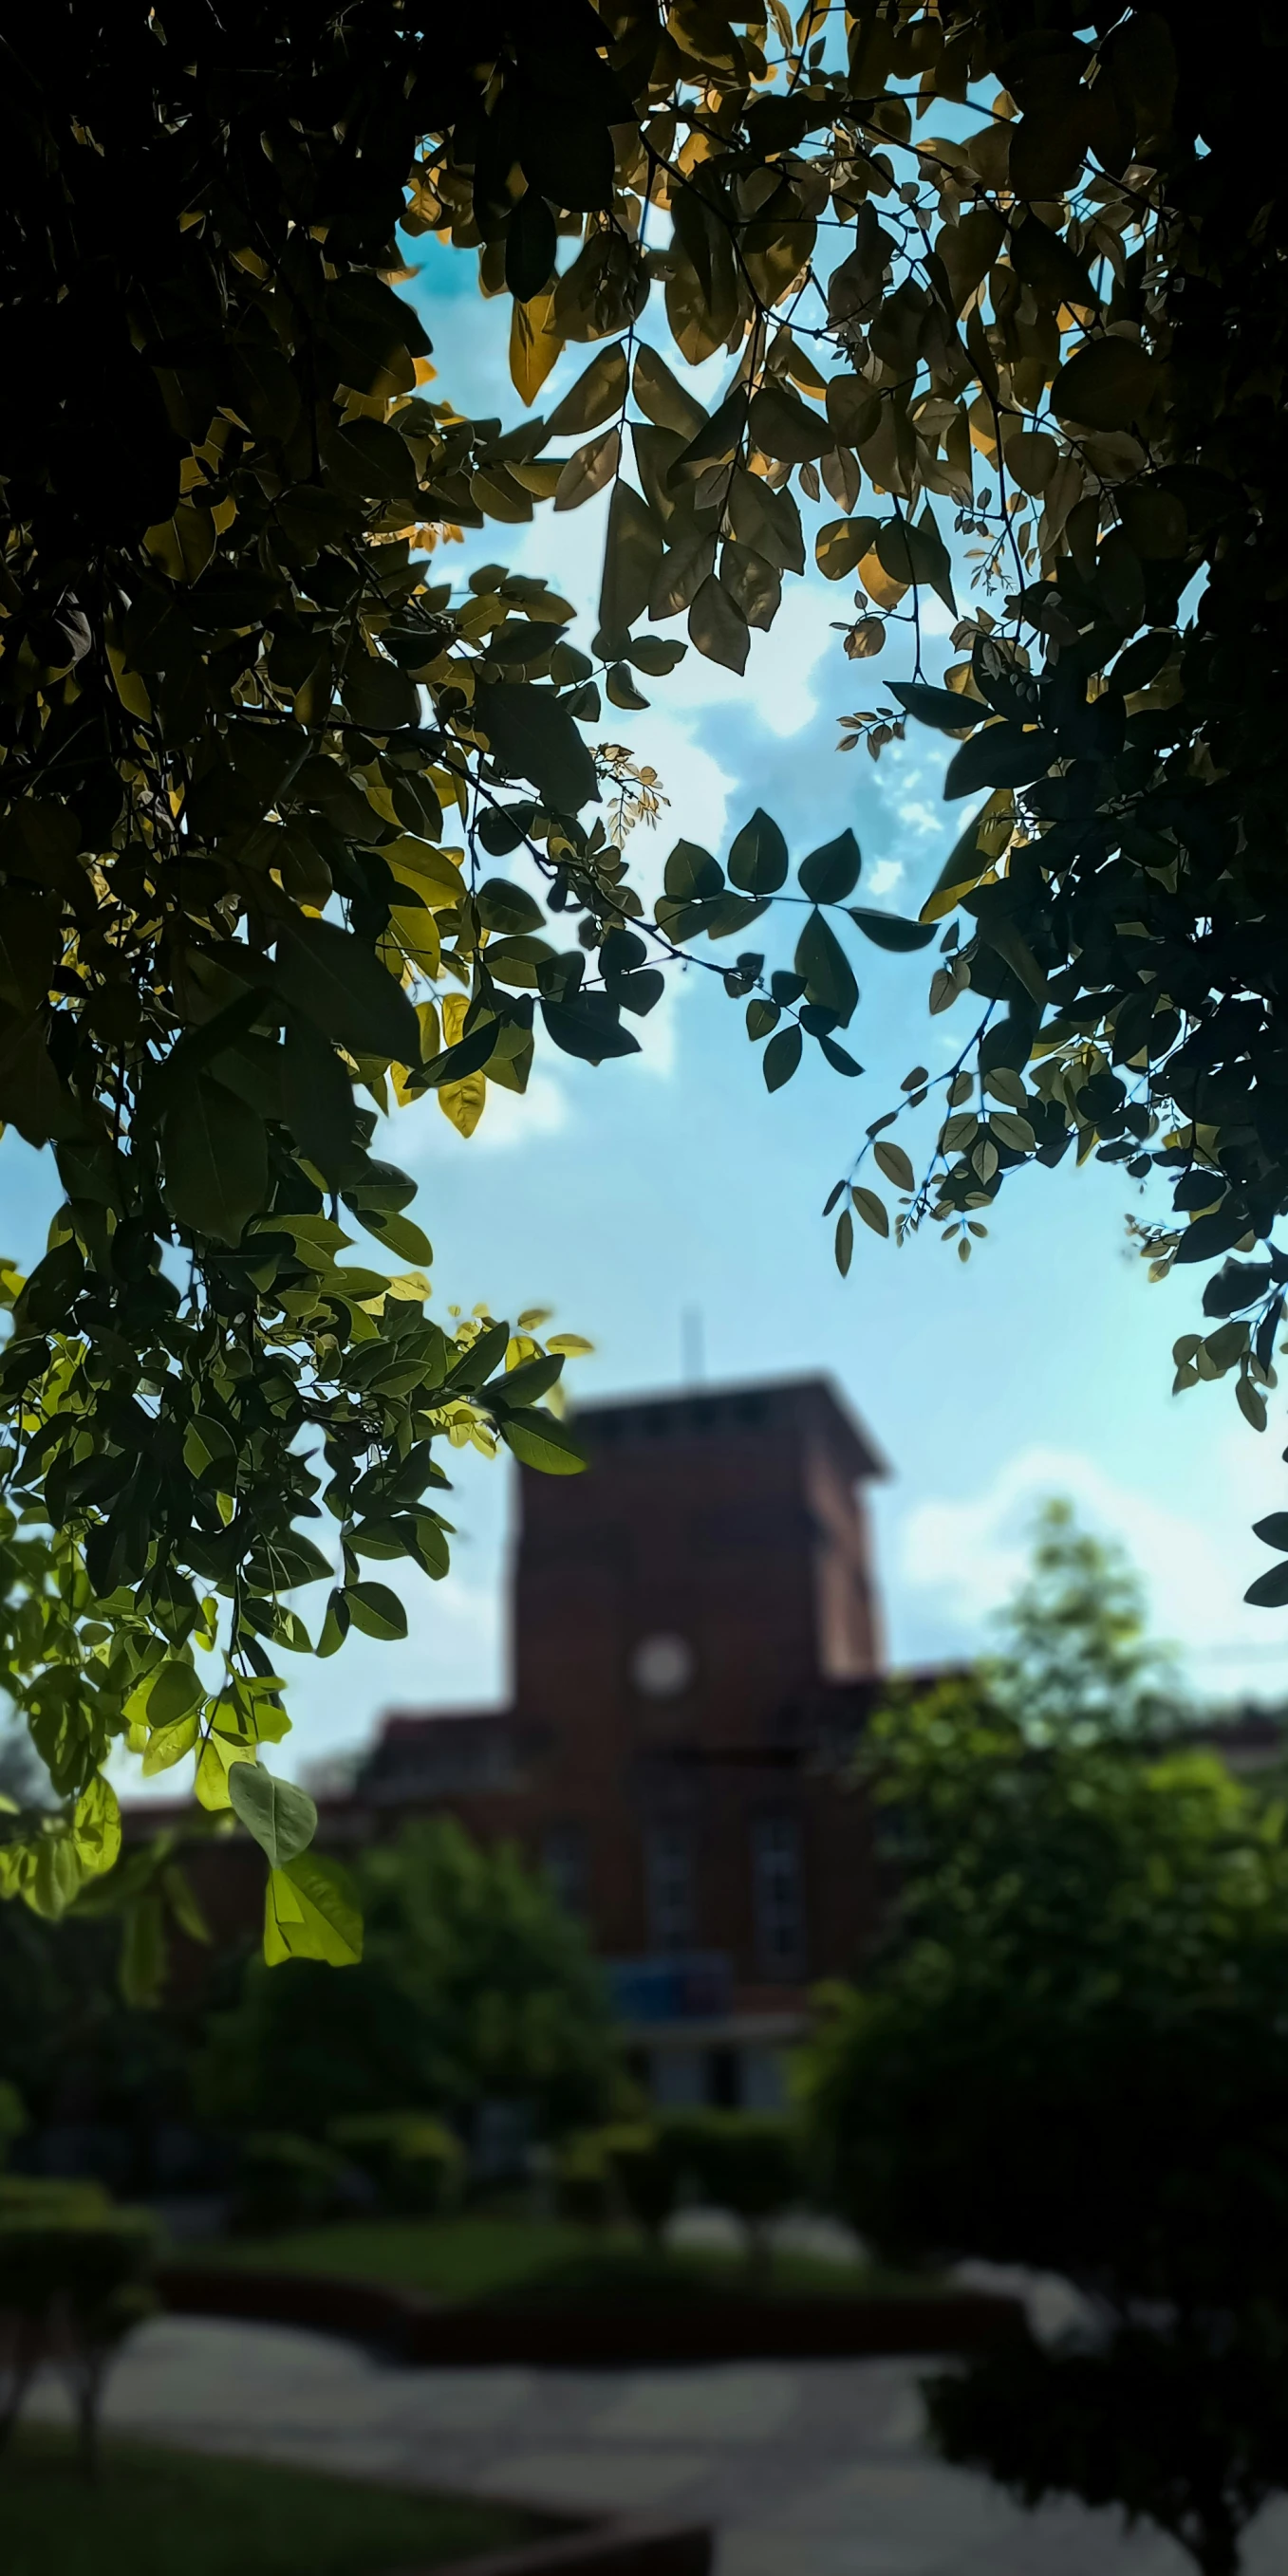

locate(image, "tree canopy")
(984, 1494), (1181, 1741)
(5, 1), (1288, 1943)
(803, 1577), (1288, 2574)
(196, 1816), (620, 2138)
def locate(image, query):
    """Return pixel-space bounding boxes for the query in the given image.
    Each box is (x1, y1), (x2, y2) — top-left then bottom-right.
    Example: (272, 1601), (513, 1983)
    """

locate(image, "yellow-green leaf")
(264, 1852), (363, 1968)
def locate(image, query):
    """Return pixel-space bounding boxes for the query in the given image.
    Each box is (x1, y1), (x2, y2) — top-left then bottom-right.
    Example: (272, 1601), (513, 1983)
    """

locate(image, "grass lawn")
(5, 2425), (556, 2576)
(191, 2214), (938, 2308)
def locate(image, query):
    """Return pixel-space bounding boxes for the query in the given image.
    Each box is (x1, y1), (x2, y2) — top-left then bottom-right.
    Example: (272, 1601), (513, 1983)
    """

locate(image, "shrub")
(231, 2132), (352, 2234)
(595, 2123), (679, 2245)
(198, 1819), (618, 2142)
(327, 2112), (463, 2215)
(664, 2112), (801, 2272)
(552, 2135), (612, 2230)
(0, 2083), (27, 2171)
(0, 2178), (156, 2476)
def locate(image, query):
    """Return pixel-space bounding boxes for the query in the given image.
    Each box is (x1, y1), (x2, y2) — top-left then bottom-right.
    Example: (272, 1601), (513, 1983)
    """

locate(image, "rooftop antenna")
(681, 1305), (706, 1387)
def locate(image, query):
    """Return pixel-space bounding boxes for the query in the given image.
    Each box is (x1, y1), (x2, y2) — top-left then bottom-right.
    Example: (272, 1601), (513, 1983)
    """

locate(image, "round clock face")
(630, 1632), (696, 1700)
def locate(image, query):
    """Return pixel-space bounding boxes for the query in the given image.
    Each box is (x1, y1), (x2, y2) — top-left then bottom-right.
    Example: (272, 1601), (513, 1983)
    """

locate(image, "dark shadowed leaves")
(728, 809), (788, 894)
(474, 682), (599, 813)
(799, 830), (862, 903)
(275, 919), (421, 1064)
(162, 1074), (267, 1245)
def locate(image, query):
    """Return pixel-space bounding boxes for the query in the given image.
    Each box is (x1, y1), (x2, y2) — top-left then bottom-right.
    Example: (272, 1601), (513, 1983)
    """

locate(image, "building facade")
(353, 1373), (892, 2105)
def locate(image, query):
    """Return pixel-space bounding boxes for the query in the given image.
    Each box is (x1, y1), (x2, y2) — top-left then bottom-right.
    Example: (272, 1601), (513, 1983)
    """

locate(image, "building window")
(645, 1822), (696, 1951)
(542, 1822), (588, 1918)
(752, 1814), (806, 1978)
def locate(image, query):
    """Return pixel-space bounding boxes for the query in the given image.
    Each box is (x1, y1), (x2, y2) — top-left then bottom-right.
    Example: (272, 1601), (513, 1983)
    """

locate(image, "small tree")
(928, 2321), (1288, 2576)
(802, 1520), (1288, 2574)
(986, 1499), (1183, 1745)
(327, 2112), (463, 2216)
(594, 2123), (679, 2249)
(665, 2112), (802, 2279)
(199, 1817), (618, 2145)
(0, 2180), (156, 2479)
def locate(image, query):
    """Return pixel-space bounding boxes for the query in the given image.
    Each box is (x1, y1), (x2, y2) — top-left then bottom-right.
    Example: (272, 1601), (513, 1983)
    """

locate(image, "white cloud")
(895, 797), (942, 841)
(896, 1433), (1288, 1702)
(867, 858), (905, 899)
(917, 593), (957, 638)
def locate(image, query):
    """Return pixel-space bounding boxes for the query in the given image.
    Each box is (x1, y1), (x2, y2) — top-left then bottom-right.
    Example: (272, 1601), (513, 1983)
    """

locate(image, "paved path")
(28, 2315), (1288, 2572)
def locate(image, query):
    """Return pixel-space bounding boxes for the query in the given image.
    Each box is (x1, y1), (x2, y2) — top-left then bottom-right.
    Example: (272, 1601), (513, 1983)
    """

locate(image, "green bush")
(595, 2123), (679, 2244)
(198, 1820), (618, 2142)
(664, 2112), (801, 2271)
(0, 2082), (27, 2171)
(0, 2179), (156, 2475)
(552, 2135), (613, 2229)
(232, 2133), (351, 2235)
(327, 2113), (463, 2215)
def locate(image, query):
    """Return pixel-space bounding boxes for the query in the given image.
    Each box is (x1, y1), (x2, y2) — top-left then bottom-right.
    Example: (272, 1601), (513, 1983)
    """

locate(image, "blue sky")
(11, 233), (1285, 1795)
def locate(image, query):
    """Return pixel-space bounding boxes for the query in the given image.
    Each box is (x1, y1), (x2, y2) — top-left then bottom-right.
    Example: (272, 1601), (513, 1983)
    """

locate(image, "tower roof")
(569, 1372), (889, 1483)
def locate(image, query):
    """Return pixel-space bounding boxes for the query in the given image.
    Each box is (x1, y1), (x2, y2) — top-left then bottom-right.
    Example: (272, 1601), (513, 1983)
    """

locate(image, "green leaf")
(245, 1532), (335, 1589)
(474, 681), (599, 814)
(815, 515), (881, 581)
(357, 1205), (434, 1267)
(229, 1762), (318, 1867)
(664, 839), (723, 900)
(162, 1072), (267, 1246)
(852, 1186), (889, 1237)
(819, 1035), (863, 1077)
(1245, 1562), (1288, 1610)
(874, 511), (957, 616)
(687, 574), (750, 674)
(554, 427), (621, 513)
(183, 1413), (238, 1481)
(990, 1109), (1036, 1153)
(597, 482), (663, 644)
(505, 186), (557, 302)
(142, 1712), (200, 1774)
(874, 1139), (915, 1191)
(849, 908), (936, 952)
(547, 341), (628, 436)
(943, 727), (1055, 800)
(264, 1851), (363, 1968)
(498, 1408), (588, 1474)
(146, 1660), (204, 1728)
(476, 878), (546, 934)
(763, 1026), (802, 1092)
(1010, 213), (1098, 313)
(834, 1208), (854, 1276)
(921, 815), (991, 924)
(540, 995), (641, 1063)
(493, 1351), (565, 1408)
(72, 1774), (121, 1877)
(1053, 338), (1160, 430)
(276, 919), (421, 1064)
(728, 809), (788, 894)
(340, 652), (419, 732)
(748, 382), (834, 463)
(416, 1018), (501, 1089)
(1173, 1209), (1250, 1267)
(1252, 1514), (1288, 1552)
(889, 682), (978, 734)
(632, 343), (706, 440)
(281, 1010), (359, 1184)
(799, 830), (862, 903)
(317, 1587), (350, 1660)
(795, 911), (859, 1025)
(345, 1579), (408, 1639)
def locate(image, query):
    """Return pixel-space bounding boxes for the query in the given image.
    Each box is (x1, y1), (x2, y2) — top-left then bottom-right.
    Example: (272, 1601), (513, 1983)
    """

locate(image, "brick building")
(352, 1373), (892, 2107)
(124, 1371), (898, 2107)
